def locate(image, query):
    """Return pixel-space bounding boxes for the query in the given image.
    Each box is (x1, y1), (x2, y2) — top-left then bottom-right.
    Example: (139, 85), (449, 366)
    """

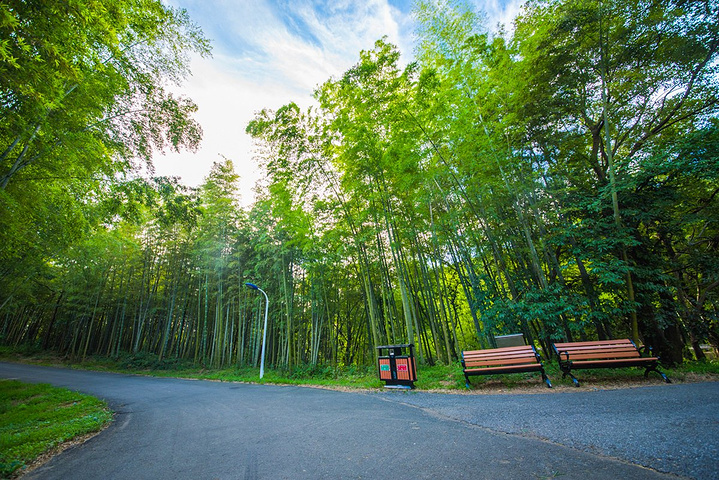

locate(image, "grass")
(0, 379), (113, 478)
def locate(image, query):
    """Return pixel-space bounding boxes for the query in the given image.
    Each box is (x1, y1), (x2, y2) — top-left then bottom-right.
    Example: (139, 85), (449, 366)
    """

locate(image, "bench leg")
(560, 365), (580, 386)
(566, 371), (580, 387)
(645, 366), (671, 383)
(540, 368), (552, 388)
(464, 374), (472, 389)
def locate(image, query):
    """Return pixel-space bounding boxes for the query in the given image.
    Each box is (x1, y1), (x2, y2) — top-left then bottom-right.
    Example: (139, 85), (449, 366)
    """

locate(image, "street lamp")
(245, 282), (269, 379)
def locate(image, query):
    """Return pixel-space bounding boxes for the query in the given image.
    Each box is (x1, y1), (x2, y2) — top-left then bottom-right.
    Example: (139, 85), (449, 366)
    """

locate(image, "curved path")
(2, 362), (717, 479)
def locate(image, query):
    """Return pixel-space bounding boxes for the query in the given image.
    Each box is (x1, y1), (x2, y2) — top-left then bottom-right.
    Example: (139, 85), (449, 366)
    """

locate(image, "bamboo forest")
(1, 0), (718, 372)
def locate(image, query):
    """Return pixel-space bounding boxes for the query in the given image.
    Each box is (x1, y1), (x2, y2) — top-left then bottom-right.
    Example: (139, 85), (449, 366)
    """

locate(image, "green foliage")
(113, 352), (196, 371)
(678, 360), (719, 375)
(0, 379), (112, 478)
(0, 0), (210, 197)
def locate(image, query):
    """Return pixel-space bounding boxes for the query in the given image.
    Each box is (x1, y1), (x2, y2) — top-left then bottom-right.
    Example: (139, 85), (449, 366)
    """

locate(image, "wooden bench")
(461, 345), (552, 389)
(552, 339), (671, 386)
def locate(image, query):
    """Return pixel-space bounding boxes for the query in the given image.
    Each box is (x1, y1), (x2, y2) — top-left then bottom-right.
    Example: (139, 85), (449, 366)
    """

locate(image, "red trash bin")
(376, 344), (417, 389)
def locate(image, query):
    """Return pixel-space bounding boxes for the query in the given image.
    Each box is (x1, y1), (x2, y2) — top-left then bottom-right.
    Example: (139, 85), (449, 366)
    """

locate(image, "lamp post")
(245, 282), (269, 379)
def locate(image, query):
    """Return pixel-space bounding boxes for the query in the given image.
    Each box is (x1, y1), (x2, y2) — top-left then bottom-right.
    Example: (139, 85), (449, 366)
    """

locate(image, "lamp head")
(245, 282), (259, 290)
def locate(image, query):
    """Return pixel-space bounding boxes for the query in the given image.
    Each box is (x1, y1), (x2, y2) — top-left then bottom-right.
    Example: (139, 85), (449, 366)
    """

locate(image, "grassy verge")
(1, 346), (718, 393)
(0, 379), (113, 479)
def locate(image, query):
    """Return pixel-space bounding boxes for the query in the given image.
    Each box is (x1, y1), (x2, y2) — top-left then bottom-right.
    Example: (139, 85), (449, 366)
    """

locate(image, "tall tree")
(0, 0), (210, 319)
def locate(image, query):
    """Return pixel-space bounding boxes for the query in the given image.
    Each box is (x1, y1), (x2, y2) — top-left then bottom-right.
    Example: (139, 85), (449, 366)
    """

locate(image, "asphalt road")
(1, 363), (717, 480)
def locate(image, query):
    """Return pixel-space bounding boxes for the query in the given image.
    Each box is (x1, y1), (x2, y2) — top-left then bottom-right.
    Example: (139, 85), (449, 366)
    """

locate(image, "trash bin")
(377, 344), (417, 389)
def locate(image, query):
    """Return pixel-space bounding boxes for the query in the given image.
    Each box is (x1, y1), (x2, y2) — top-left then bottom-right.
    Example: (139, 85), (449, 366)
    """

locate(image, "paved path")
(2, 362), (717, 480)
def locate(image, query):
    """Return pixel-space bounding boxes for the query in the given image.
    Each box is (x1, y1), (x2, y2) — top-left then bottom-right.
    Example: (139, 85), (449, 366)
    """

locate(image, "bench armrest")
(530, 346), (545, 364)
(637, 345), (653, 357)
(557, 350), (570, 362)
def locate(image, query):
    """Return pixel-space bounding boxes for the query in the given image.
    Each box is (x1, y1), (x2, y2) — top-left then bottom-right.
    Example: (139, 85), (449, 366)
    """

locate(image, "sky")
(154, 0), (524, 205)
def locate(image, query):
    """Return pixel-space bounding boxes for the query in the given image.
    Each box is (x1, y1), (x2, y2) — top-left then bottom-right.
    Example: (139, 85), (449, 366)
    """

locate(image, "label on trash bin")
(397, 364), (408, 372)
(380, 364), (390, 371)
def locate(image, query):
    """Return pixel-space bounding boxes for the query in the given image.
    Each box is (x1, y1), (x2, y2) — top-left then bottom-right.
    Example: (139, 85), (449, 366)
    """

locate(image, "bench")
(552, 339), (671, 386)
(461, 345), (552, 389)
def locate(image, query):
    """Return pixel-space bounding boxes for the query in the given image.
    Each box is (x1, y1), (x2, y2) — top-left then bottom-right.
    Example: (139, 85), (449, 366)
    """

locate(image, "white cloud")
(153, 54), (286, 204)
(154, 0), (522, 205)
(155, 0), (415, 205)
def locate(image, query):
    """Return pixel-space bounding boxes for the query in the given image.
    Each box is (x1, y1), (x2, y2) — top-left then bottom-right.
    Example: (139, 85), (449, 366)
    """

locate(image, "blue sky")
(154, 0), (523, 204)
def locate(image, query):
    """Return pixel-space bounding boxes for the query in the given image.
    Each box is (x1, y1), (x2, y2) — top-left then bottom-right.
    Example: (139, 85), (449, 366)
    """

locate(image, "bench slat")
(463, 346), (535, 356)
(572, 358), (658, 367)
(555, 346), (638, 354)
(465, 364), (543, 374)
(554, 339), (634, 348)
(464, 357), (541, 368)
(562, 350), (641, 360)
(463, 351), (537, 361)
(555, 344), (638, 352)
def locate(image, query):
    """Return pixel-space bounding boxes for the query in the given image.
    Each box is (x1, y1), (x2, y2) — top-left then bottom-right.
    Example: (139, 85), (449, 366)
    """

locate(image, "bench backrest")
(462, 345), (540, 368)
(494, 333), (525, 348)
(553, 339), (641, 360)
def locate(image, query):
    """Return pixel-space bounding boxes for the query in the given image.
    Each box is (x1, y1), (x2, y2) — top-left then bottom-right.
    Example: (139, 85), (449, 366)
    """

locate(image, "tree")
(0, 0), (210, 321)
(0, 0), (210, 188)
(512, 0), (719, 357)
